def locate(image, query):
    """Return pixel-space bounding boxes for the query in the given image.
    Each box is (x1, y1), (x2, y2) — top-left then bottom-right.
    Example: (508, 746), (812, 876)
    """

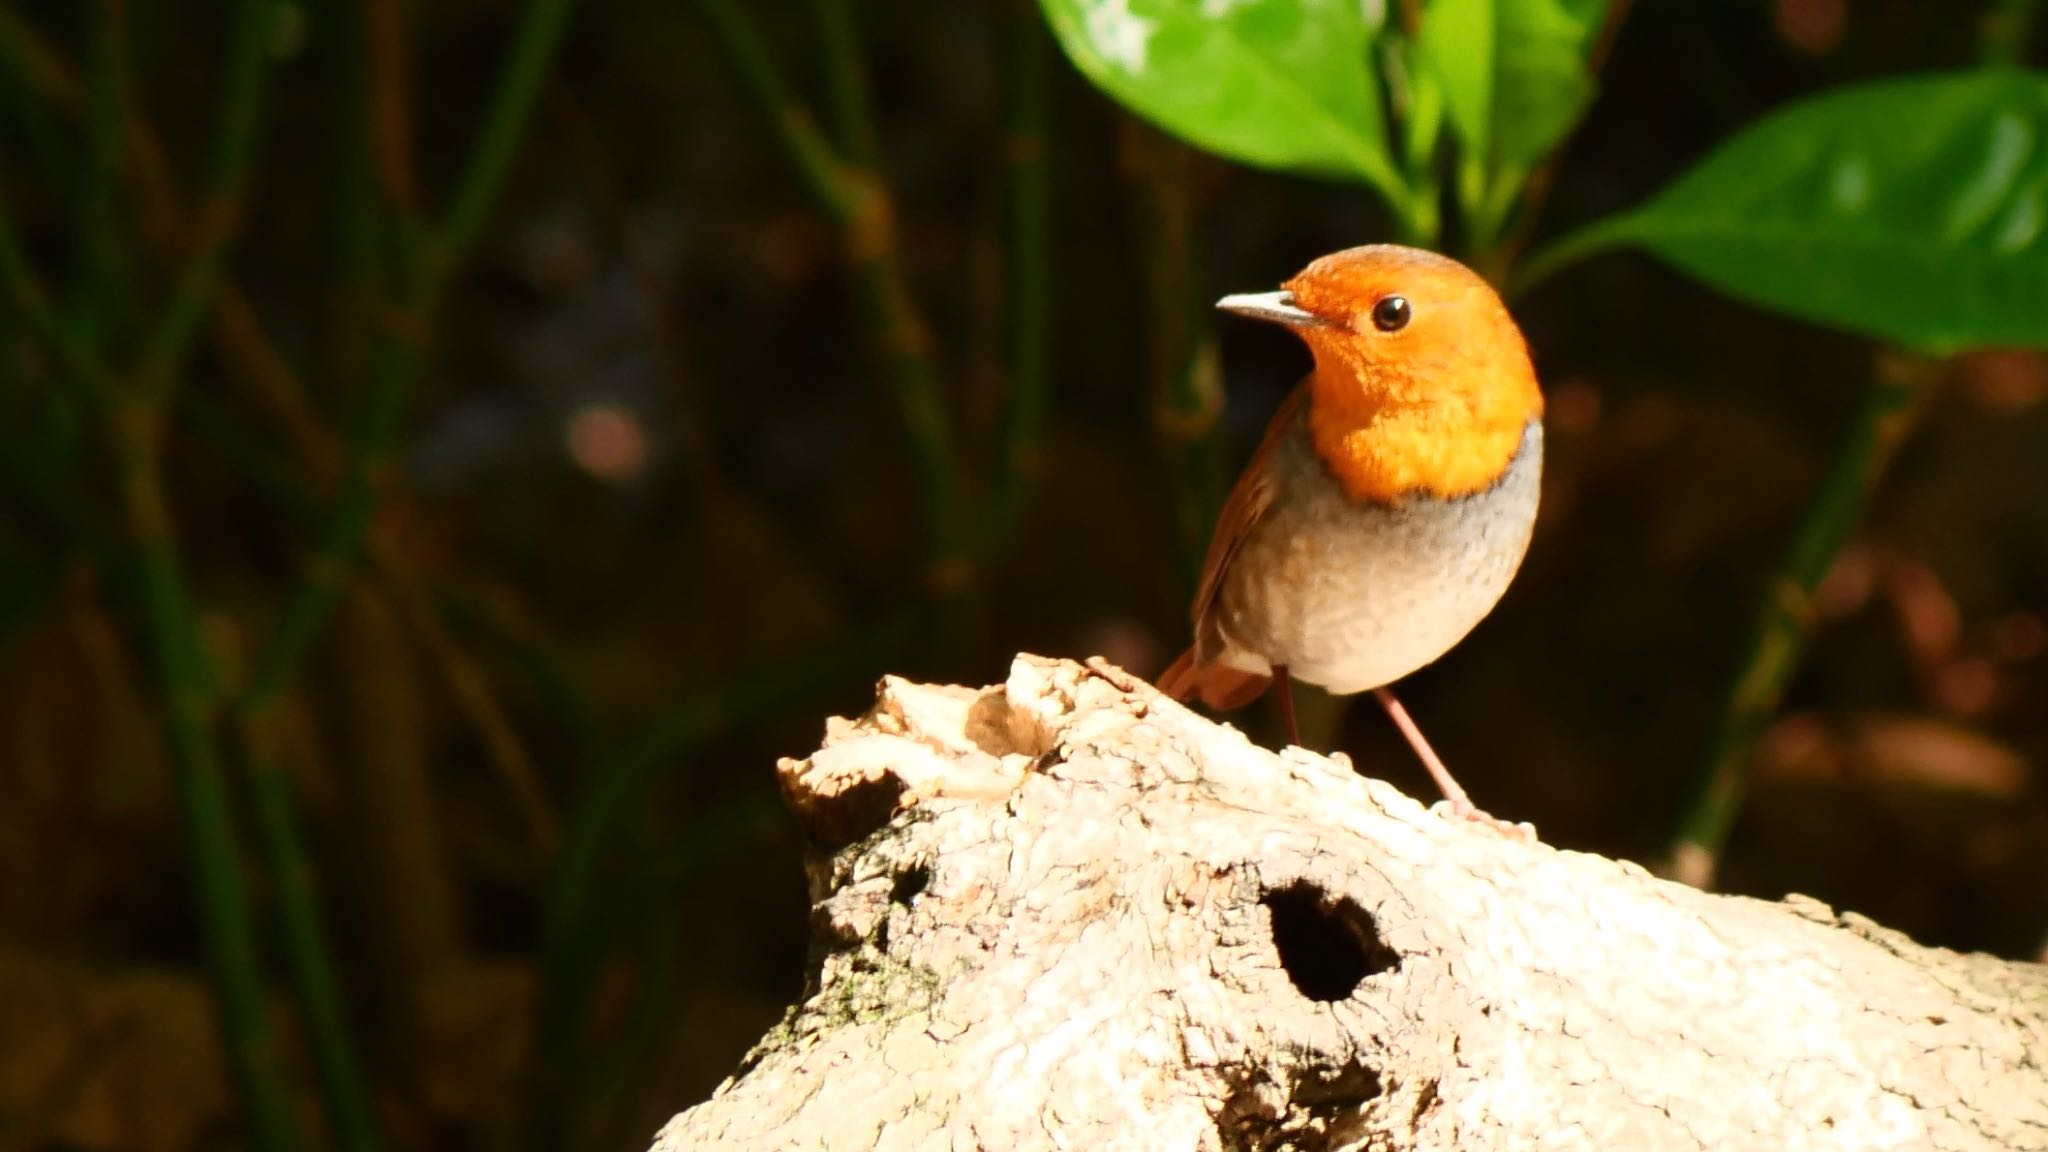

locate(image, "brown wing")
(1189, 380), (1309, 664)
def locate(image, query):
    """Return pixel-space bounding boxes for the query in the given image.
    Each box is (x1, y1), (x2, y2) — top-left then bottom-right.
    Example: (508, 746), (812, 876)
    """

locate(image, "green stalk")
(72, 0), (132, 351)
(1667, 354), (1933, 888)
(989, 0), (1052, 545)
(13, 20), (387, 1138)
(1122, 121), (1224, 593)
(531, 611), (917, 1152)
(0, 182), (108, 397)
(1385, 33), (1443, 249)
(244, 0), (582, 708)
(431, 0), (579, 277)
(82, 6), (302, 1148)
(113, 398), (301, 1152)
(239, 312), (419, 708)
(809, 0), (878, 167)
(132, 0), (273, 402)
(236, 725), (383, 1152)
(226, 2), (578, 1144)
(692, 0), (967, 589)
(692, 0), (855, 217)
(1485, 0), (1636, 281)
(0, 4), (82, 110)
(1503, 214), (1633, 300)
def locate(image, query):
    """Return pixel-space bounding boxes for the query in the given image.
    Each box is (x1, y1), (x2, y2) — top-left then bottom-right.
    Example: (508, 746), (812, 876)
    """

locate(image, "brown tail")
(1157, 648), (1272, 711)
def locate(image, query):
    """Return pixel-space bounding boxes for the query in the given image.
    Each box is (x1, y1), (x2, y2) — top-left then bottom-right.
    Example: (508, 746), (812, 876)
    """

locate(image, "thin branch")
(71, 4), (304, 1147)
(0, 191), (109, 395)
(1119, 119), (1224, 593)
(1502, 213), (1633, 300)
(110, 397), (302, 1152)
(378, 548), (561, 857)
(692, 0), (857, 218)
(989, 0), (1053, 546)
(1667, 353), (1935, 888)
(809, 0), (879, 168)
(245, 0), (583, 708)
(1486, 0), (1636, 282)
(1, 49), (365, 1144)
(0, 3), (81, 111)
(74, 0), (135, 349)
(531, 611), (920, 1148)
(692, 0), (967, 587)
(363, 0), (420, 215)
(232, 721), (385, 1152)
(131, 0), (274, 402)
(432, 0), (580, 277)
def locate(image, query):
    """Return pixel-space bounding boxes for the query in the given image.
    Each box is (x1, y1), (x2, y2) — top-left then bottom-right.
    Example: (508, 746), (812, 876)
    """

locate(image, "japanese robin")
(1157, 244), (1543, 820)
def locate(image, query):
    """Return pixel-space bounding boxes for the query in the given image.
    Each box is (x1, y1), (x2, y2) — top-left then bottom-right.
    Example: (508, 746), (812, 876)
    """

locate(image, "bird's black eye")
(1371, 295), (1411, 332)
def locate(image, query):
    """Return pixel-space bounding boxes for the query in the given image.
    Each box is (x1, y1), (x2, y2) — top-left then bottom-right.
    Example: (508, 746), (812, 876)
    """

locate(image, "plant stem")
(244, 0), (581, 710)
(809, 0), (878, 167)
(432, 0), (578, 277)
(691, 0), (852, 215)
(1486, 0), (1636, 282)
(1120, 119), (1224, 593)
(1, 21), (373, 1145)
(692, 0), (967, 589)
(1503, 213), (1633, 300)
(1667, 353), (1935, 888)
(73, 0), (133, 351)
(84, 6), (305, 1148)
(112, 396), (302, 1152)
(226, 2), (575, 1140)
(0, 189), (105, 394)
(990, 0), (1052, 544)
(0, 4), (82, 111)
(531, 610), (918, 1152)
(234, 721), (385, 1152)
(132, 0), (272, 403)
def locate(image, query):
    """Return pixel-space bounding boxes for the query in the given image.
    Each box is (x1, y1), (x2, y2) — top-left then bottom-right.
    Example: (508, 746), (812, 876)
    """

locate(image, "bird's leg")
(1274, 665), (1301, 747)
(1373, 687), (1481, 817)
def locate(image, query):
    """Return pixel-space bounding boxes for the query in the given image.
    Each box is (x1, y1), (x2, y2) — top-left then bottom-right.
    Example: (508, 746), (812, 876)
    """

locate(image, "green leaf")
(1555, 0), (1611, 32)
(1415, 0), (1596, 241)
(1493, 0), (1595, 168)
(1037, 0), (1404, 203)
(1599, 72), (2048, 353)
(1418, 0), (1494, 164)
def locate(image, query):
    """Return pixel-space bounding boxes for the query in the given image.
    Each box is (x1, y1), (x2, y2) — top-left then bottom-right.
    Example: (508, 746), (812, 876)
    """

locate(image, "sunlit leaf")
(1493, 0), (1595, 168)
(1037, 0), (1404, 202)
(1415, 0), (1596, 235)
(1418, 0), (1494, 163)
(1588, 72), (2048, 352)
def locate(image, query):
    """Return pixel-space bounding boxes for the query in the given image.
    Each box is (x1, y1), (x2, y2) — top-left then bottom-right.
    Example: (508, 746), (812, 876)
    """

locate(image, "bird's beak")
(1215, 290), (1331, 330)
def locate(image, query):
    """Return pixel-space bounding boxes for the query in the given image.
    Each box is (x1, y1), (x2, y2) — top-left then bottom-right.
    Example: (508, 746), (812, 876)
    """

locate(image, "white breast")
(1214, 418), (1542, 694)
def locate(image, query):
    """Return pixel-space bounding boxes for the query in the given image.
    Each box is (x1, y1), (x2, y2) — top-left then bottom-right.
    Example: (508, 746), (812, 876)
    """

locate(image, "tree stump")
(652, 655), (2048, 1151)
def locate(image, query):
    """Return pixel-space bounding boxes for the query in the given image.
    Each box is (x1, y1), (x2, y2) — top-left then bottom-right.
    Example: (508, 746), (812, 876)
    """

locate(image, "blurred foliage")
(0, 1), (2045, 1152)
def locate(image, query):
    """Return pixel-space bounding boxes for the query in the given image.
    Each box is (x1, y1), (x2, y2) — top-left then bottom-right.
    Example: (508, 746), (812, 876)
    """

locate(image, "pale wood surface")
(653, 656), (2048, 1151)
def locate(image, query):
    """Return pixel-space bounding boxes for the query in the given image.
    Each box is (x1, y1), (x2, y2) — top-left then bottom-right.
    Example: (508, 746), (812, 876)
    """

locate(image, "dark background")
(1, 1), (2044, 1150)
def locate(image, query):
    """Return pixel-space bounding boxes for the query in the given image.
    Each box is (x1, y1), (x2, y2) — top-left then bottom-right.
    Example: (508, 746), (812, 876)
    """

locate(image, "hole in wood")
(890, 862), (931, 906)
(1263, 882), (1397, 1002)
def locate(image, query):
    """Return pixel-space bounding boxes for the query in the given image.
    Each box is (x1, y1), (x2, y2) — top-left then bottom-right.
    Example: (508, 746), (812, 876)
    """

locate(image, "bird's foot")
(1432, 798), (1537, 843)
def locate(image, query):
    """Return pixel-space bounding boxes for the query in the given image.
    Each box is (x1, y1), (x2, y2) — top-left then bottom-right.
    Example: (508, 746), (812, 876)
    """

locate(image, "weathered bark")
(655, 655), (2048, 1151)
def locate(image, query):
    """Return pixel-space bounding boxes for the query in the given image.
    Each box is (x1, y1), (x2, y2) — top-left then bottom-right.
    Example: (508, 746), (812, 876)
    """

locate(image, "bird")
(1157, 244), (1543, 822)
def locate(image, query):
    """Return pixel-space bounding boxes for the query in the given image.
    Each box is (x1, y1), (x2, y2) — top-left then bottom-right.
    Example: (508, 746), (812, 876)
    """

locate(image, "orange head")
(1219, 245), (1543, 504)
